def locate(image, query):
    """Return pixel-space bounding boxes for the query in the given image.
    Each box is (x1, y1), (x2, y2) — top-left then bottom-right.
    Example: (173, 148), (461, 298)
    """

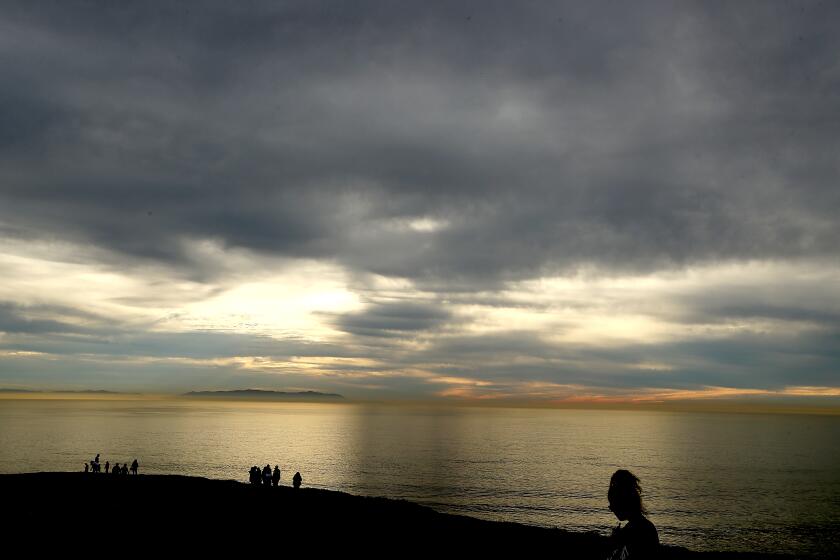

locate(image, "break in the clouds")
(0, 1), (838, 402)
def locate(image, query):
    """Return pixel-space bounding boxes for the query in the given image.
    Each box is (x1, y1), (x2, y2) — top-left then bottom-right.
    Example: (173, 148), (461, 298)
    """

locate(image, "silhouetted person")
(272, 465), (281, 487)
(104, 461), (110, 474)
(112, 463), (120, 476)
(606, 469), (659, 560)
(94, 454), (100, 472)
(131, 459), (138, 475)
(121, 463), (128, 475)
(292, 472), (301, 489)
(84, 463), (89, 473)
(262, 465), (272, 487)
(249, 466), (259, 485)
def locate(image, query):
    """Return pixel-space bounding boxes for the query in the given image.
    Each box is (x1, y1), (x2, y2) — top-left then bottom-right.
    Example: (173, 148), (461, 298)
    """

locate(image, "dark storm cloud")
(334, 301), (452, 338)
(1, 0), (839, 284)
(425, 330), (554, 358)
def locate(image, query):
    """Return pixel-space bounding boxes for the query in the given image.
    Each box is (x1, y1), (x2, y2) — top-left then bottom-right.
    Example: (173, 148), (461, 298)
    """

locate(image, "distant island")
(0, 388), (121, 394)
(181, 389), (344, 401)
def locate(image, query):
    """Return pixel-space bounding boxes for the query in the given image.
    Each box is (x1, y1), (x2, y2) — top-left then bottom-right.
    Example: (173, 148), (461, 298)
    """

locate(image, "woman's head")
(608, 469), (646, 520)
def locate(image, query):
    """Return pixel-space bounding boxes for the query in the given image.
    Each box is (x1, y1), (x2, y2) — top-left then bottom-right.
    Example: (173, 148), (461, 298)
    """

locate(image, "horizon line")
(1, 389), (839, 415)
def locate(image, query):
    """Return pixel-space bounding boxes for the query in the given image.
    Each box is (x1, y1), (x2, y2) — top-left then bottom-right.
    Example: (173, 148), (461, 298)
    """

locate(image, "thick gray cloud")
(1, 1), (838, 398)
(1, 0), (838, 284)
(0, 303), (101, 335)
(334, 301), (453, 338)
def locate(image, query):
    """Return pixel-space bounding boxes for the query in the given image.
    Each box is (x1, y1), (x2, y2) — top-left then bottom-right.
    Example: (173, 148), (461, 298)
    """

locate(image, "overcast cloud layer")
(0, 1), (838, 402)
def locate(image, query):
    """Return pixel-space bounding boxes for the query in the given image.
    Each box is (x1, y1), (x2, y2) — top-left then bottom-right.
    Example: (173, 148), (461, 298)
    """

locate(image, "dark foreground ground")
(0, 473), (799, 558)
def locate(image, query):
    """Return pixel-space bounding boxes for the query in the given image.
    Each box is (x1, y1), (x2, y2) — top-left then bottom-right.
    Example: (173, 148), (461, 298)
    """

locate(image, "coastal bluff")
(0, 473), (792, 558)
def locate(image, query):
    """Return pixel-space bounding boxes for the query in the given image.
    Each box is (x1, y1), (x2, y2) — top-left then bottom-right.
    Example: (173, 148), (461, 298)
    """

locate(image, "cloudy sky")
(1, 1), (838, 404)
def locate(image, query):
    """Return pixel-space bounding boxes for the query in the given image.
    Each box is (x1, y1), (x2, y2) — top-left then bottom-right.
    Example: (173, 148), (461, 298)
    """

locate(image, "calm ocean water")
(0, 399), (837, 557)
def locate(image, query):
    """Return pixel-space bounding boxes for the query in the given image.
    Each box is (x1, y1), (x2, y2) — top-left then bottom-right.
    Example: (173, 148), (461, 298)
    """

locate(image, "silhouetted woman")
(292, 472), (302, 489)
(606, 469), (659, 560)
(272, 465), (281, 487)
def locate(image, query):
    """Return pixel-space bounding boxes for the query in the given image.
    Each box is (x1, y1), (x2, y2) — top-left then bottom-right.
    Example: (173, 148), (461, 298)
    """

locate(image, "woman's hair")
(608, 469), (647, 515)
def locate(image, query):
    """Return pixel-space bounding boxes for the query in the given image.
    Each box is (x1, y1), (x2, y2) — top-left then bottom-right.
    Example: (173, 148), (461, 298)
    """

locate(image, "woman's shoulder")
(628, 516), (659, 545)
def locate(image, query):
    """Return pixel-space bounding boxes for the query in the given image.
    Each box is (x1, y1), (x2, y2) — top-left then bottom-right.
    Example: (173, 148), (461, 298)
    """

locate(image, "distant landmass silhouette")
(182, 389), (344, 401)
(0, 388), (121, 394)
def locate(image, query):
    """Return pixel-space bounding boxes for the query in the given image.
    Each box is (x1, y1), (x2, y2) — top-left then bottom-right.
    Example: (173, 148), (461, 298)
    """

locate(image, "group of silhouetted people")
(248, 464), (302, 489)
(82, 454), (654, 556)
(84, 453), (139, 476)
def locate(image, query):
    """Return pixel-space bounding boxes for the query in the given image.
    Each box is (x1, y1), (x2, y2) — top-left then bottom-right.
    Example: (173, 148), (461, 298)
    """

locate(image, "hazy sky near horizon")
(1, 1), (839, 402)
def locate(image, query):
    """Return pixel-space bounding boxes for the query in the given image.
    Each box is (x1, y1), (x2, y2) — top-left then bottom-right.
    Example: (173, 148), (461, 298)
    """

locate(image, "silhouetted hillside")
(0, 473), (800, 558)
(0, 388), (120, 394)
(182, 389), (344, 401)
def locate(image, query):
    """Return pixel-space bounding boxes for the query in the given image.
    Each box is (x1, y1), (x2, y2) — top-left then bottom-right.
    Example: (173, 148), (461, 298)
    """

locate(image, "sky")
(0, 1), (838, 404)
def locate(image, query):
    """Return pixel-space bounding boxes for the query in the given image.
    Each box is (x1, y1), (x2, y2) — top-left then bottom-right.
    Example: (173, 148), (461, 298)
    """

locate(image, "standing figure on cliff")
(292, 472), (302, 489)
(112, 462), (120, 476)
(272, 465), (281, 487)
(262, 464), (272, 486)
(105, 461), (110, 474)
(84, 462), (89, 473)
(605, 469), (659, 560)
(121, 463), (128, 475)
(94, 454), (100, 472)
(130, 459), (139, 475)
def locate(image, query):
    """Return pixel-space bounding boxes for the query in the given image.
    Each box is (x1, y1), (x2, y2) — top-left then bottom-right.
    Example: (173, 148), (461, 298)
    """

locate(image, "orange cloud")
(433, 380), (840, 406)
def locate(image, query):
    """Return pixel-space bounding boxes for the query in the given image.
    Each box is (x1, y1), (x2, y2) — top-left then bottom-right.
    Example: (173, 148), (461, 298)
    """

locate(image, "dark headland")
(182, 389), (344, 401)
(0, 388), (122, 394)
(0, 473), (796, 558)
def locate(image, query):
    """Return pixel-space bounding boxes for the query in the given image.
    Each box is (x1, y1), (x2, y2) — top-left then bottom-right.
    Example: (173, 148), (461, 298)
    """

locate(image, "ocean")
(0, 398), (837, 557)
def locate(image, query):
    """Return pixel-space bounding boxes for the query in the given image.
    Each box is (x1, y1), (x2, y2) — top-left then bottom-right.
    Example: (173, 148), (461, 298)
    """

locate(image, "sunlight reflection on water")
(0, 398), (837, 557)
